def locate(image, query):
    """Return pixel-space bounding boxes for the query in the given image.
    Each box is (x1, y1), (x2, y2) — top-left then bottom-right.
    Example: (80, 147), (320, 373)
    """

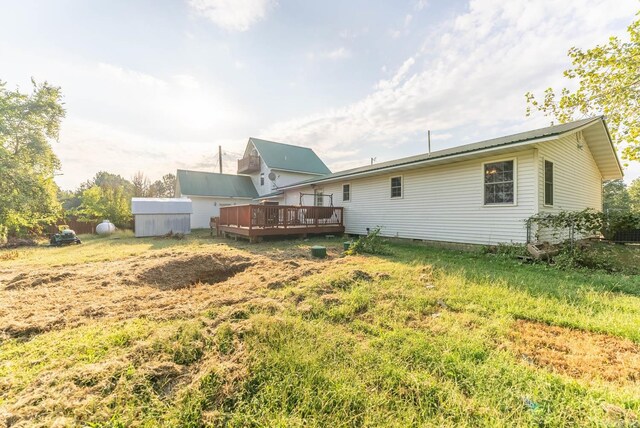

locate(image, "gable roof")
(280, 116), (622, 189)
(248, 138), (331, 175)
(176, 170), (258, 198)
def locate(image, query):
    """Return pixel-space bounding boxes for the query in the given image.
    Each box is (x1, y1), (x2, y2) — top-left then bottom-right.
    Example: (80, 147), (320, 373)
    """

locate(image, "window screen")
(342, 184), (350, 201)
(544, 160), (554, 205)
(484, 161), (514, 204)
(391, 176), (402, 198)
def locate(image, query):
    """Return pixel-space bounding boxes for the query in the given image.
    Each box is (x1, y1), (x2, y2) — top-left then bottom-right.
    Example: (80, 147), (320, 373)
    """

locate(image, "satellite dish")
(268, 171), (277, 181)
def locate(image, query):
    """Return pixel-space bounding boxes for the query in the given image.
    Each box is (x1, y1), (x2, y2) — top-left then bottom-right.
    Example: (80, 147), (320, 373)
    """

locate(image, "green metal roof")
(249, 138), (331, 175)
(176, 170), (258, 198)
(281, 117), (609, 188)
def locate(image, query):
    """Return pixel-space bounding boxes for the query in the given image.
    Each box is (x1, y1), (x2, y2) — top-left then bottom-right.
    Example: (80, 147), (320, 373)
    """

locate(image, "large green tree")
(526, 14), (640, 162)
(0, 79), (65, 239)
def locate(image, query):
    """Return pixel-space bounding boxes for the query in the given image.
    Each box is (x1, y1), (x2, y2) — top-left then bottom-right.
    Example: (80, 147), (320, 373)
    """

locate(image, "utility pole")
(218, 145), (222, 174)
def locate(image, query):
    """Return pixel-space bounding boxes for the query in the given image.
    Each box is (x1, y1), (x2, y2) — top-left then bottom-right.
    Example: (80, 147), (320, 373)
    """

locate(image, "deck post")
(283, 207), (288, 229)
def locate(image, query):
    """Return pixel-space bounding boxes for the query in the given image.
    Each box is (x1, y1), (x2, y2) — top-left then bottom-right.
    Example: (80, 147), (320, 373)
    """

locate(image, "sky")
(1, 0), (638, 190)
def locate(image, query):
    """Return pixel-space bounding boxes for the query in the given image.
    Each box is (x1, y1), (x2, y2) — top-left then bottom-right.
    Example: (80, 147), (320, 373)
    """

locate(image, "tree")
(629, 178), (640, 213)
(132, 171), (150, 197)
(0, 79), (65, 239)
(76, 185), (131, 227)
(603, 179), (631, 213)
(147, 173), (176, 198)
(526, 14), (640, 162)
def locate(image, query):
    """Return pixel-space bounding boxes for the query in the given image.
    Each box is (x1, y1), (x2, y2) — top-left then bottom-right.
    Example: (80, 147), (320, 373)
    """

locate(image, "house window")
(260, 173), (264, 186)
(342, 184), (350, 202)
(484, 160), (514, 204)
(544, 160), (554, 206)
(390, 176), (402, 198)
(314, 189), (324, 206)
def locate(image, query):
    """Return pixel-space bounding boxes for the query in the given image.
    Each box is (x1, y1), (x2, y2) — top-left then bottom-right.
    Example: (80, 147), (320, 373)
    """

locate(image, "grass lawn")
(1, 231), (639, 426)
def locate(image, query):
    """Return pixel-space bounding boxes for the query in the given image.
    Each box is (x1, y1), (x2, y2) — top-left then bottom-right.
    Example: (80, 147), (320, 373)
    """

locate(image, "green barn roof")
(249, 138), (331, 175)
(176, 170), (258, 198)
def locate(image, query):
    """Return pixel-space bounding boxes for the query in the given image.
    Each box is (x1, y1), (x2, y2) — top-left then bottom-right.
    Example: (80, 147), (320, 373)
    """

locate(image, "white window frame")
(482, 158), (517, 206)
(390, 175), (403, 199)
(543, 158), (554, 207)
(342, 183), (351, 202)
(314, 188), (324, 206)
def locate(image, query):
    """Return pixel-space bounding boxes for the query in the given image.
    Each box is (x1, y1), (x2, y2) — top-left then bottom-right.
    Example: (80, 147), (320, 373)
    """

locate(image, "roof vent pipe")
(427, 130), (431, 157)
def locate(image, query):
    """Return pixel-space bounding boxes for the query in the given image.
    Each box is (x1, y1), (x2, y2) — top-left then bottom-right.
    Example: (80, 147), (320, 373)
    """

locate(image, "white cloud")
(187, 0), (274, 31)
(307, 47), (352, 61)
(262, 0), (638, 176)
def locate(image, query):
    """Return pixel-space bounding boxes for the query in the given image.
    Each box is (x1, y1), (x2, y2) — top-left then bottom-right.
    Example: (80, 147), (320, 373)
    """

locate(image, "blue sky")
(1, 0), (637, 189)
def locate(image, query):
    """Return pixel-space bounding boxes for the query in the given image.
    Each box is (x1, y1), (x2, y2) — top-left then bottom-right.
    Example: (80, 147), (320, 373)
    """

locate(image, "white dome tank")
(96, 220), (116, 235)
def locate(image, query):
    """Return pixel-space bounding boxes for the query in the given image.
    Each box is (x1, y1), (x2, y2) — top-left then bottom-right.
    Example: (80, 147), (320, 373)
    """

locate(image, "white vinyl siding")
(187, 196), (250, 229)
(537, 132), (602, 213)
(534, 132), (603, 242)
(283, 149), (538, 245)
(246, 141), (324, 196)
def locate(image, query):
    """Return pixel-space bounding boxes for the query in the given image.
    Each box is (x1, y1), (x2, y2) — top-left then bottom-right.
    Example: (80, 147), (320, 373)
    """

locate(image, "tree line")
(0, 79), (175, 242)
(60, 170), (176, 229)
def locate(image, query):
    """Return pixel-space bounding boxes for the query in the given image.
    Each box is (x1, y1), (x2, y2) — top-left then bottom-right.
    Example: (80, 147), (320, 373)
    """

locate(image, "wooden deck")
(217, 205), (344, 241)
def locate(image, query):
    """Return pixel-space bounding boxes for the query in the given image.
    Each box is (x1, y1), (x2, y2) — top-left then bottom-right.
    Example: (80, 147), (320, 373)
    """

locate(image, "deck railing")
(237, 155), (261, 174)
(219, 205), (343, 230)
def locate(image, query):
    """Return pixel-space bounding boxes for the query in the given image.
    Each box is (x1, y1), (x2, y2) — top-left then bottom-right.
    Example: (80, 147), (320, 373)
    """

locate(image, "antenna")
(427, 130), (431, 157)
(218, 145), (222, 174)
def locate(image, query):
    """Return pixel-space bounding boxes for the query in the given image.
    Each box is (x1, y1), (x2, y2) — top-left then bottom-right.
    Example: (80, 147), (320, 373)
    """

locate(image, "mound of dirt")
(137, 254), (253, 289)
(509, 320), (640, 385)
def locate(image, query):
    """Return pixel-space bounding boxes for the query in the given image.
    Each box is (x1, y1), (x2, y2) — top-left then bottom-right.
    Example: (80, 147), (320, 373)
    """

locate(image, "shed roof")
(176, 170), (258, 198)
(280, 116), (622, 188)
(131, 198), (192, 215)
(249, 138), (331, 175)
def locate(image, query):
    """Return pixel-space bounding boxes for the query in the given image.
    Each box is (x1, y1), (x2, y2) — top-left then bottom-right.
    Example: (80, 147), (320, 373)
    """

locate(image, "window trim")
(544, 158), (554, 207)
(482, 158), (517, 207)
(314, 188), (324, 206)
(342, 183), (351, 202)
(390, 175), (403, 199)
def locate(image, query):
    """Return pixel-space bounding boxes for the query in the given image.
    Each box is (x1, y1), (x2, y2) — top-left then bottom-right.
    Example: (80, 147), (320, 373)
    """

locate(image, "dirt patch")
(509, 320), (640, 385)
(137, 254), (253, 289)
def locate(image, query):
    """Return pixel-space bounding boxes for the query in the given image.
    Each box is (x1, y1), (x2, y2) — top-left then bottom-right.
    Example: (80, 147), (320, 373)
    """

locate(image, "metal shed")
(131, 198), (192, 237)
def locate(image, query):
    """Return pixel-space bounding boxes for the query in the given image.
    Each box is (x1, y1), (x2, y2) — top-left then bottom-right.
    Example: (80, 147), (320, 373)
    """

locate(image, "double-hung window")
(390, 176), (402, 198)
(484, 160), (514, 205)
(544, 160), (554, 206)
(342, 184), (350, 202)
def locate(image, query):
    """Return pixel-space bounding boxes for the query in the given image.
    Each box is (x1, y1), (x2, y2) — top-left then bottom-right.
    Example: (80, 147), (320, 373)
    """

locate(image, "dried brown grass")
(509, 319), (640, 386)
(0, 245), (335, 341)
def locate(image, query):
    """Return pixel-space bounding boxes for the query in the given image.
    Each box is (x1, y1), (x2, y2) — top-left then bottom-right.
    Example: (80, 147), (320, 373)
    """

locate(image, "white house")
(176, 138), (331, 228)
(237, 137), (331, 202)
(175, 170), (258, 229)
(276, 117), (622, 245)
